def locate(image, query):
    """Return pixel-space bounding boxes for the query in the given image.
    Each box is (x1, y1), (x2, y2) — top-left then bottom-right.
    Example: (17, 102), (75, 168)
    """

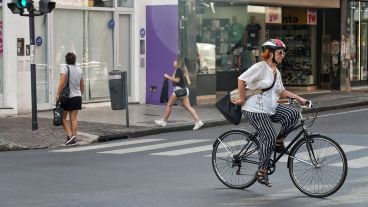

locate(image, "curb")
(96, 100), (368, 143)
(97, 119), (229, 142)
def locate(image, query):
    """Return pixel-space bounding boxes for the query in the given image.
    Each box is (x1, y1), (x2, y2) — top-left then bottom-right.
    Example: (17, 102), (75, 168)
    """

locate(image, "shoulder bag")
(59, 65), (70, 102)
(217, 73), (277, 125)
(215, 94), (242, 125)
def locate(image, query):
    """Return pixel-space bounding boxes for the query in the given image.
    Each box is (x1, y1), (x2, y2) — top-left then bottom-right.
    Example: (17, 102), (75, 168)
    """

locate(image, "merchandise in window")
(118, 0), (133, 7)
(55, 0), (113, 8)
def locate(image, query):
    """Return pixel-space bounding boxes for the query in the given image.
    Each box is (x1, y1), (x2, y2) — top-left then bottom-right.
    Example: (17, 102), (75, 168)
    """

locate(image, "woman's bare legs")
(162, 94), (178, 121)
(62, 111), (72, 137)
(181, 96), (200, 122)
(69, 110), (79, 137)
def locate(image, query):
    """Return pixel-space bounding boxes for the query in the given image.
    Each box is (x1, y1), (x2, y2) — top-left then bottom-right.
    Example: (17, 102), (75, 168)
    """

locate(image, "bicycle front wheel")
(288, 135), (348, 198)
(212, 129), (260, 189)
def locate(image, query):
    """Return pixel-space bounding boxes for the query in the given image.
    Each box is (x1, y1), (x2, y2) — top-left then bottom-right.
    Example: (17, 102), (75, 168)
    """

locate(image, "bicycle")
(211, 98), (348, 198)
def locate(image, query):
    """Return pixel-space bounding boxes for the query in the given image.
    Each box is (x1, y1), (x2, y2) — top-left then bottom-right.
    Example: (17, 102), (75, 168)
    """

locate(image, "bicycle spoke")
(212, 130), (259, 189)
(289, 136), (347, 197)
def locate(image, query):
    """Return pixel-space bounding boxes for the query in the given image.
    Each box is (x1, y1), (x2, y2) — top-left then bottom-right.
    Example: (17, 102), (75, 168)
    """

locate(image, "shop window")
(55, 0), (113, 8)
(266, 7), (317, 86)
(89, 0), (113, 7)
(0, 8), (3, 106)
(118, 0), (133, 7)
(350, 1), (368, 84)
(35, 12), (49, 104)
(190, 2), (318, 91)
(53, 9), (113, 102)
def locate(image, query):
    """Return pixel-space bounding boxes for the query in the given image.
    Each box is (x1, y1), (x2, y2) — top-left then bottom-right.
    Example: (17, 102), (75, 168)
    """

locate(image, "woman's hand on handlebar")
(298, 97), (308, 105)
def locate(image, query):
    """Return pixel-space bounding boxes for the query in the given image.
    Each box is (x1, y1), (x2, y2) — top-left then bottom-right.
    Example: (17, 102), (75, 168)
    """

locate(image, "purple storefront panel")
(146, 5), (178, 105)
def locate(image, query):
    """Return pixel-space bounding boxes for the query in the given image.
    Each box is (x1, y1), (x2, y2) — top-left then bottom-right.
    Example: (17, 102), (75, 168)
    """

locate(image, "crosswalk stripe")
(51, 139), (165, 152)
(279, 144), (367, 163)
(204, 141), (290, 158)
(98, 139), (209, 155)
(333, 156), (368, 168)
(154, 139), (251, 156)
(151, 145), (212, 156)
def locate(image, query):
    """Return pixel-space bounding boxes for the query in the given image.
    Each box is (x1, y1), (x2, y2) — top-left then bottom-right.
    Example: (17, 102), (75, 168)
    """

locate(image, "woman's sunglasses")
(276, 50), (286, 56)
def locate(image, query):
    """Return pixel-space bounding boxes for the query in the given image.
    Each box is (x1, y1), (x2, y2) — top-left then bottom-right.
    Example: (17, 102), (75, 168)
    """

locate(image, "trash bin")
(108, 70), (127, 110)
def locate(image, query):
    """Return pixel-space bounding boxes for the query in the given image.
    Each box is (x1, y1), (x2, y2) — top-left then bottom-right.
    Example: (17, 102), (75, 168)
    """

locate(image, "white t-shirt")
(238, 61), (285, 115)
(60, 64), (84, 98)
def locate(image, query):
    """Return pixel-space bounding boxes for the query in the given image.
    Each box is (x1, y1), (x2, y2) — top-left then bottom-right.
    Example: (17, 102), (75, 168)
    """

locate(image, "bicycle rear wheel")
(212, 129), (260, 189)
(288, 135), (348, 197)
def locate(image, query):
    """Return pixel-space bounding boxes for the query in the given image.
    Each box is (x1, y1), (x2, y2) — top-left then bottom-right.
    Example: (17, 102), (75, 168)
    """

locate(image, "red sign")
(307, 9), (317, 25)
(266, 7), (282, 24)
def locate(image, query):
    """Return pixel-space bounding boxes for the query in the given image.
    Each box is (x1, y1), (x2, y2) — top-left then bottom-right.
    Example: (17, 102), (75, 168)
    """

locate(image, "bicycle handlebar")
(287, 97), (313, 109)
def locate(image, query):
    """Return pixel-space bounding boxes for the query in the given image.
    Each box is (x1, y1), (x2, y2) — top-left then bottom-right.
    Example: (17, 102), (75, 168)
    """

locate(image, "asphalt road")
(1, 106), (368, 207)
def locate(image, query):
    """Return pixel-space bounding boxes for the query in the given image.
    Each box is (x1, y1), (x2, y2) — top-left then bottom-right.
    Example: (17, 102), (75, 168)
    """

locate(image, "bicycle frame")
(232, 114), (320, 170)
(269, 120), (321, 171)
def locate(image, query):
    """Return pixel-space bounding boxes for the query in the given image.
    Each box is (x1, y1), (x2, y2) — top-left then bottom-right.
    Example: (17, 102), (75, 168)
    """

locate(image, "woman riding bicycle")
(232, 39), (308, 187)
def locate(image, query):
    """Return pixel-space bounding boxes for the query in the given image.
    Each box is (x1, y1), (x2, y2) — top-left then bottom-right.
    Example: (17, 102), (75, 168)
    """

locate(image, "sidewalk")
(1, 90), (368, 151)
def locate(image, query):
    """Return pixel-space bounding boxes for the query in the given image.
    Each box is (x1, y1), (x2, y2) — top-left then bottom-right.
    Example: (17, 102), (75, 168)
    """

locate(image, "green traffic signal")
(16, 0), (32, 9)
(21, 0), (27, 7)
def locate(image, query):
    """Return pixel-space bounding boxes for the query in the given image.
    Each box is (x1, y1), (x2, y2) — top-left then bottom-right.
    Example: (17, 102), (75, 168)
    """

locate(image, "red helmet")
(261, 39), (286, 51)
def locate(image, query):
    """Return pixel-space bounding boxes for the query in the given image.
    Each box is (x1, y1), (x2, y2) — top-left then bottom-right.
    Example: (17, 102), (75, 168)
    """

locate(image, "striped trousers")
(243, 104), (300, 169)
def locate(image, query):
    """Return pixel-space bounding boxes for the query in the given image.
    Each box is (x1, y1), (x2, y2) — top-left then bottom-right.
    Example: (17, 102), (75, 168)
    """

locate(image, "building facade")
(1, 0), (368, 115)
(0, 0), (148, 115)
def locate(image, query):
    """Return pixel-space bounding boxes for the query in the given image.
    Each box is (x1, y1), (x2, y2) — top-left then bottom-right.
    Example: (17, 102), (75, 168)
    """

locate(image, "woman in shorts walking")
(56, 52), (85, 145)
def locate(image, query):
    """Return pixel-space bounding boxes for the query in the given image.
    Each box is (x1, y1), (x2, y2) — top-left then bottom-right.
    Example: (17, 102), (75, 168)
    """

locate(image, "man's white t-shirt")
(238, 61), (285, 115)
(60, 64), (84, 98)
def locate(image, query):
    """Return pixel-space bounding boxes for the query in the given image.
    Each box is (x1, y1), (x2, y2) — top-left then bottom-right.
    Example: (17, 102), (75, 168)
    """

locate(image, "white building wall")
(3, 6), (31, 114)
(136, 0), (147, 104)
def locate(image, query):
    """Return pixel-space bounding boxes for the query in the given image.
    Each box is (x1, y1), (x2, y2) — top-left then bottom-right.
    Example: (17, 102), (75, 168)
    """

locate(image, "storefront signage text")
(283, 15), (299, 24)
(282, 7), (307, 25)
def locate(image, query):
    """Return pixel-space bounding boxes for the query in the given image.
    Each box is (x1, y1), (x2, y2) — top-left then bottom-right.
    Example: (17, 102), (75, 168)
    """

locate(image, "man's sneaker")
(193, 121), (204, 130)
(66, 136), (76, 145)
(154, 119), (167, 127)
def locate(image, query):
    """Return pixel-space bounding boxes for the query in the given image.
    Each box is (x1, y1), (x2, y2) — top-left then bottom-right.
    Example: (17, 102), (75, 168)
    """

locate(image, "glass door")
(118, 14), (132, 96)
(360, 22), (368, 82)
(352, 1), (368, 85)
(35, 14), (51, 109)
(0, 9), (3, 107)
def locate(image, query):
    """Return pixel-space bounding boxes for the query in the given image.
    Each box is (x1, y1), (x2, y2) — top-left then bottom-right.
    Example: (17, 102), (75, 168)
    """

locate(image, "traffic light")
(16, 0), (33, 9)
(7, 0), (33, 14)
(8, 0), (56, 15)
(39, 0), (56, 13)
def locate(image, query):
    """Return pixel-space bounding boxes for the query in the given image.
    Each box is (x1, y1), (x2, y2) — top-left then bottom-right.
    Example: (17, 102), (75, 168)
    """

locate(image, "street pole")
(123, 71), (129, 128)
(29, 9), (38, 130)
(7, 1), (56, 131)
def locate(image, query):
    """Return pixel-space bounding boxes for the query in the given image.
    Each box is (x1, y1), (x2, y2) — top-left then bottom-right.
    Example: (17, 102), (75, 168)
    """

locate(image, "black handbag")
(174, 87), (187, 97)
(215, 94), (242, 125)
(59, 66), (70, 102)
(53, 101), (64, 126)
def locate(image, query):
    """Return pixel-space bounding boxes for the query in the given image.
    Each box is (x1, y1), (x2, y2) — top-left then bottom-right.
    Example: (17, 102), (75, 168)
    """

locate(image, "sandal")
(257, 170), (272, 187)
